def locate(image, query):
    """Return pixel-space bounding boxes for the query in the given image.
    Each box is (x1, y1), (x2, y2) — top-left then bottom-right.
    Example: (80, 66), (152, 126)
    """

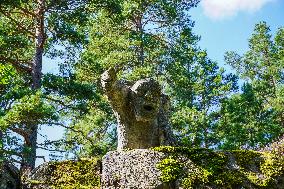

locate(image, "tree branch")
(0, 8), (35, 37)
(8, 127), (29, 143)
(36, 156), (46, 162)
(37, 146), (66, 153)
(17, 6), (37, 17)
(0, 56), (32, 74)
(44, 121), (96, 146)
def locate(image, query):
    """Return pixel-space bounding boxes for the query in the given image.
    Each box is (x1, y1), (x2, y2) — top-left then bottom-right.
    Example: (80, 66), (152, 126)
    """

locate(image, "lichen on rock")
(152, 146), (284, 189)
(101, 149), (179, 189)
(21, 143), (284, 189)
(25, 158), (101, 189)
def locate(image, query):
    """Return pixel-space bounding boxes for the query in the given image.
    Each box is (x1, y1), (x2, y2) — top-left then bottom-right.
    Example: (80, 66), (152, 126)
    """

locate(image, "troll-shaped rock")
(101, 68), (175, 150)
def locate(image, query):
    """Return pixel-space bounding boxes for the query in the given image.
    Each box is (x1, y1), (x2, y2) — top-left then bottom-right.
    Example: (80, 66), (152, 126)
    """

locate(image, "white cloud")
(201, 0), (274, 20)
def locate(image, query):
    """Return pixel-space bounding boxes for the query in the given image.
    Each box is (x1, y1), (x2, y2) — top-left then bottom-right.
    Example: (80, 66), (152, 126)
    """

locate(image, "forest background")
(0, 0), (283, 175)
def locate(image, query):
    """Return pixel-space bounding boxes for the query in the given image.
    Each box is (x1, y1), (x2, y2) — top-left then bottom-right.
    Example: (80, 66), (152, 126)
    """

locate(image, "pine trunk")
(21, 0), (45, 177)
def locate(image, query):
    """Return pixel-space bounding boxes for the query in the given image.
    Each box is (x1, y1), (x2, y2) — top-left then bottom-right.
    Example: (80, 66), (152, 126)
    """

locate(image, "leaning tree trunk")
(21, 0), (45, 178)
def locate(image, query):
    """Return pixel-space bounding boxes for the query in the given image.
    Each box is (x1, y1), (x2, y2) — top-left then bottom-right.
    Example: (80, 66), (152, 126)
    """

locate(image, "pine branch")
(0, 8), (35, 37)
(0, 56), (32, 73)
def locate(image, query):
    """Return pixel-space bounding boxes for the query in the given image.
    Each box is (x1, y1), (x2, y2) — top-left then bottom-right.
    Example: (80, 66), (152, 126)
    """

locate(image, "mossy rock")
(25, 158), (101, 189)
(0, 161), (20, 189)
(152, 146), (284, 189)
(24, 140), (284, 189)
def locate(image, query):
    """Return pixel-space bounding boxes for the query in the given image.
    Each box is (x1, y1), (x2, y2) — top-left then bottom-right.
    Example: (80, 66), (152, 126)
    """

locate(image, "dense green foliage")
(64, 0), (204, 157)
(0, 0), (112, 170)
(218, 22), (284, 149)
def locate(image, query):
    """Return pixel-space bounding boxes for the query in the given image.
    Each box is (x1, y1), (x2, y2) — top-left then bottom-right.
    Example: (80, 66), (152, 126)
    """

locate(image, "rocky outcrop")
(22, 146), (284, 189)
(24, 162), (54, 189)
(101, 149), (177, 189)
(102, 147), (284, 189)
(0, 162), (20, 189)
(25, 158), (101, 189)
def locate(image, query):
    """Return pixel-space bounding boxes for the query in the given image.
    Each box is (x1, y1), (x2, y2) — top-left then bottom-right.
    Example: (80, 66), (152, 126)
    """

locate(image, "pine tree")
(0, 0), (96, 174)
(218, 22), (284, 149)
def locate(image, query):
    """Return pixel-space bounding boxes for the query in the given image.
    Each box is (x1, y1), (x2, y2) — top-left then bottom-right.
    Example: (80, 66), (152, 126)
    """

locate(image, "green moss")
(156, 156), (184, 183)
(25, 144), (283, 188)
(50, 158), (101, 189)
(214, 170), (244, 186)
(27, 180), (45, 185)
(231, 150), (262, 169)
(152, 146), (284, 189)
(27, 158), (101, 189)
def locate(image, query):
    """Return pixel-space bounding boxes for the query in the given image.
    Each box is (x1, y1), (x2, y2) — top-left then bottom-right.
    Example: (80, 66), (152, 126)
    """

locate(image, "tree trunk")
(136, 16), (144, 65)
(21, 125), (38, 176)
(0, 130), (3, 160)
(32, 0), (45, 90)
(21, 0), (45, 177)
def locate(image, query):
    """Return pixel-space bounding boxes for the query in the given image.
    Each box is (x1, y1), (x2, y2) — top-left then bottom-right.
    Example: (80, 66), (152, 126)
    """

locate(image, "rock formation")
(0, 162), (20, 189)
(101, 147), (284, 189)
(101, 149), (176, 189)
(24, 159), (101, 189)
(101, 67), (175, 150)
(24, 145), (284, 188)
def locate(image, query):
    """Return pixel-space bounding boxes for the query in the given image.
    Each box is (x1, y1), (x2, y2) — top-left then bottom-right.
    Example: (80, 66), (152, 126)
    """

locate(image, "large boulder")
(0, 162), (20, 189)
(101, 149), (177, 189)
(21, 144), (284, 188)
(102, 147), (284, 189)
(101, 68), (176, 150)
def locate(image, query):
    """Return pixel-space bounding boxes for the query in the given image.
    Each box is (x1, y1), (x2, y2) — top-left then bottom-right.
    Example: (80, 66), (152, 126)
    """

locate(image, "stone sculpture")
(101, 67), (175, 150)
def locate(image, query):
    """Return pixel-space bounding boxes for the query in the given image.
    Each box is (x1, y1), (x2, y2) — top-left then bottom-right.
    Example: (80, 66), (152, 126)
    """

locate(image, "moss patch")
(152, 146), (284, 189)
(156, 156), (184, 183)
(27, 158), (101, 189)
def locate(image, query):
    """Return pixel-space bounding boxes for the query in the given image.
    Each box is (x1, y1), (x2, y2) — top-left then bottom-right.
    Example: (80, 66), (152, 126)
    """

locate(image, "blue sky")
(190, 0), (284, 70)
(38, 0), (284, 166)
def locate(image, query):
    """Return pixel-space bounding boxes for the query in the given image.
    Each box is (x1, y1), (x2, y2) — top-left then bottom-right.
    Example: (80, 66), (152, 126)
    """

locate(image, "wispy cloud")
(201, 0), (274, 20)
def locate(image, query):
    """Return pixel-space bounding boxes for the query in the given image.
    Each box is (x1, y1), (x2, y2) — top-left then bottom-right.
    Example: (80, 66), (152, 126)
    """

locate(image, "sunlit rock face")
(21, 138), (284, 189)
(130, 78), (161, 122)
(101, 147), (284, 189)
(101, 149), (176, 189)
(101, 68), (176, 150)
(0, 162), (20, 189)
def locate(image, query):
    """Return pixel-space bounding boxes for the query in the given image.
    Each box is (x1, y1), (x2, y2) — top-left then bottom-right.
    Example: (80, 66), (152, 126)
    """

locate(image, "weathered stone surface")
(101, 149), (176, 189)
(101, 68), (176, 150)
(17, 145), (284, 189)
(102, 147), (284, 189)
(0, 162), (20, 189)
(24, 163), (53, 189)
